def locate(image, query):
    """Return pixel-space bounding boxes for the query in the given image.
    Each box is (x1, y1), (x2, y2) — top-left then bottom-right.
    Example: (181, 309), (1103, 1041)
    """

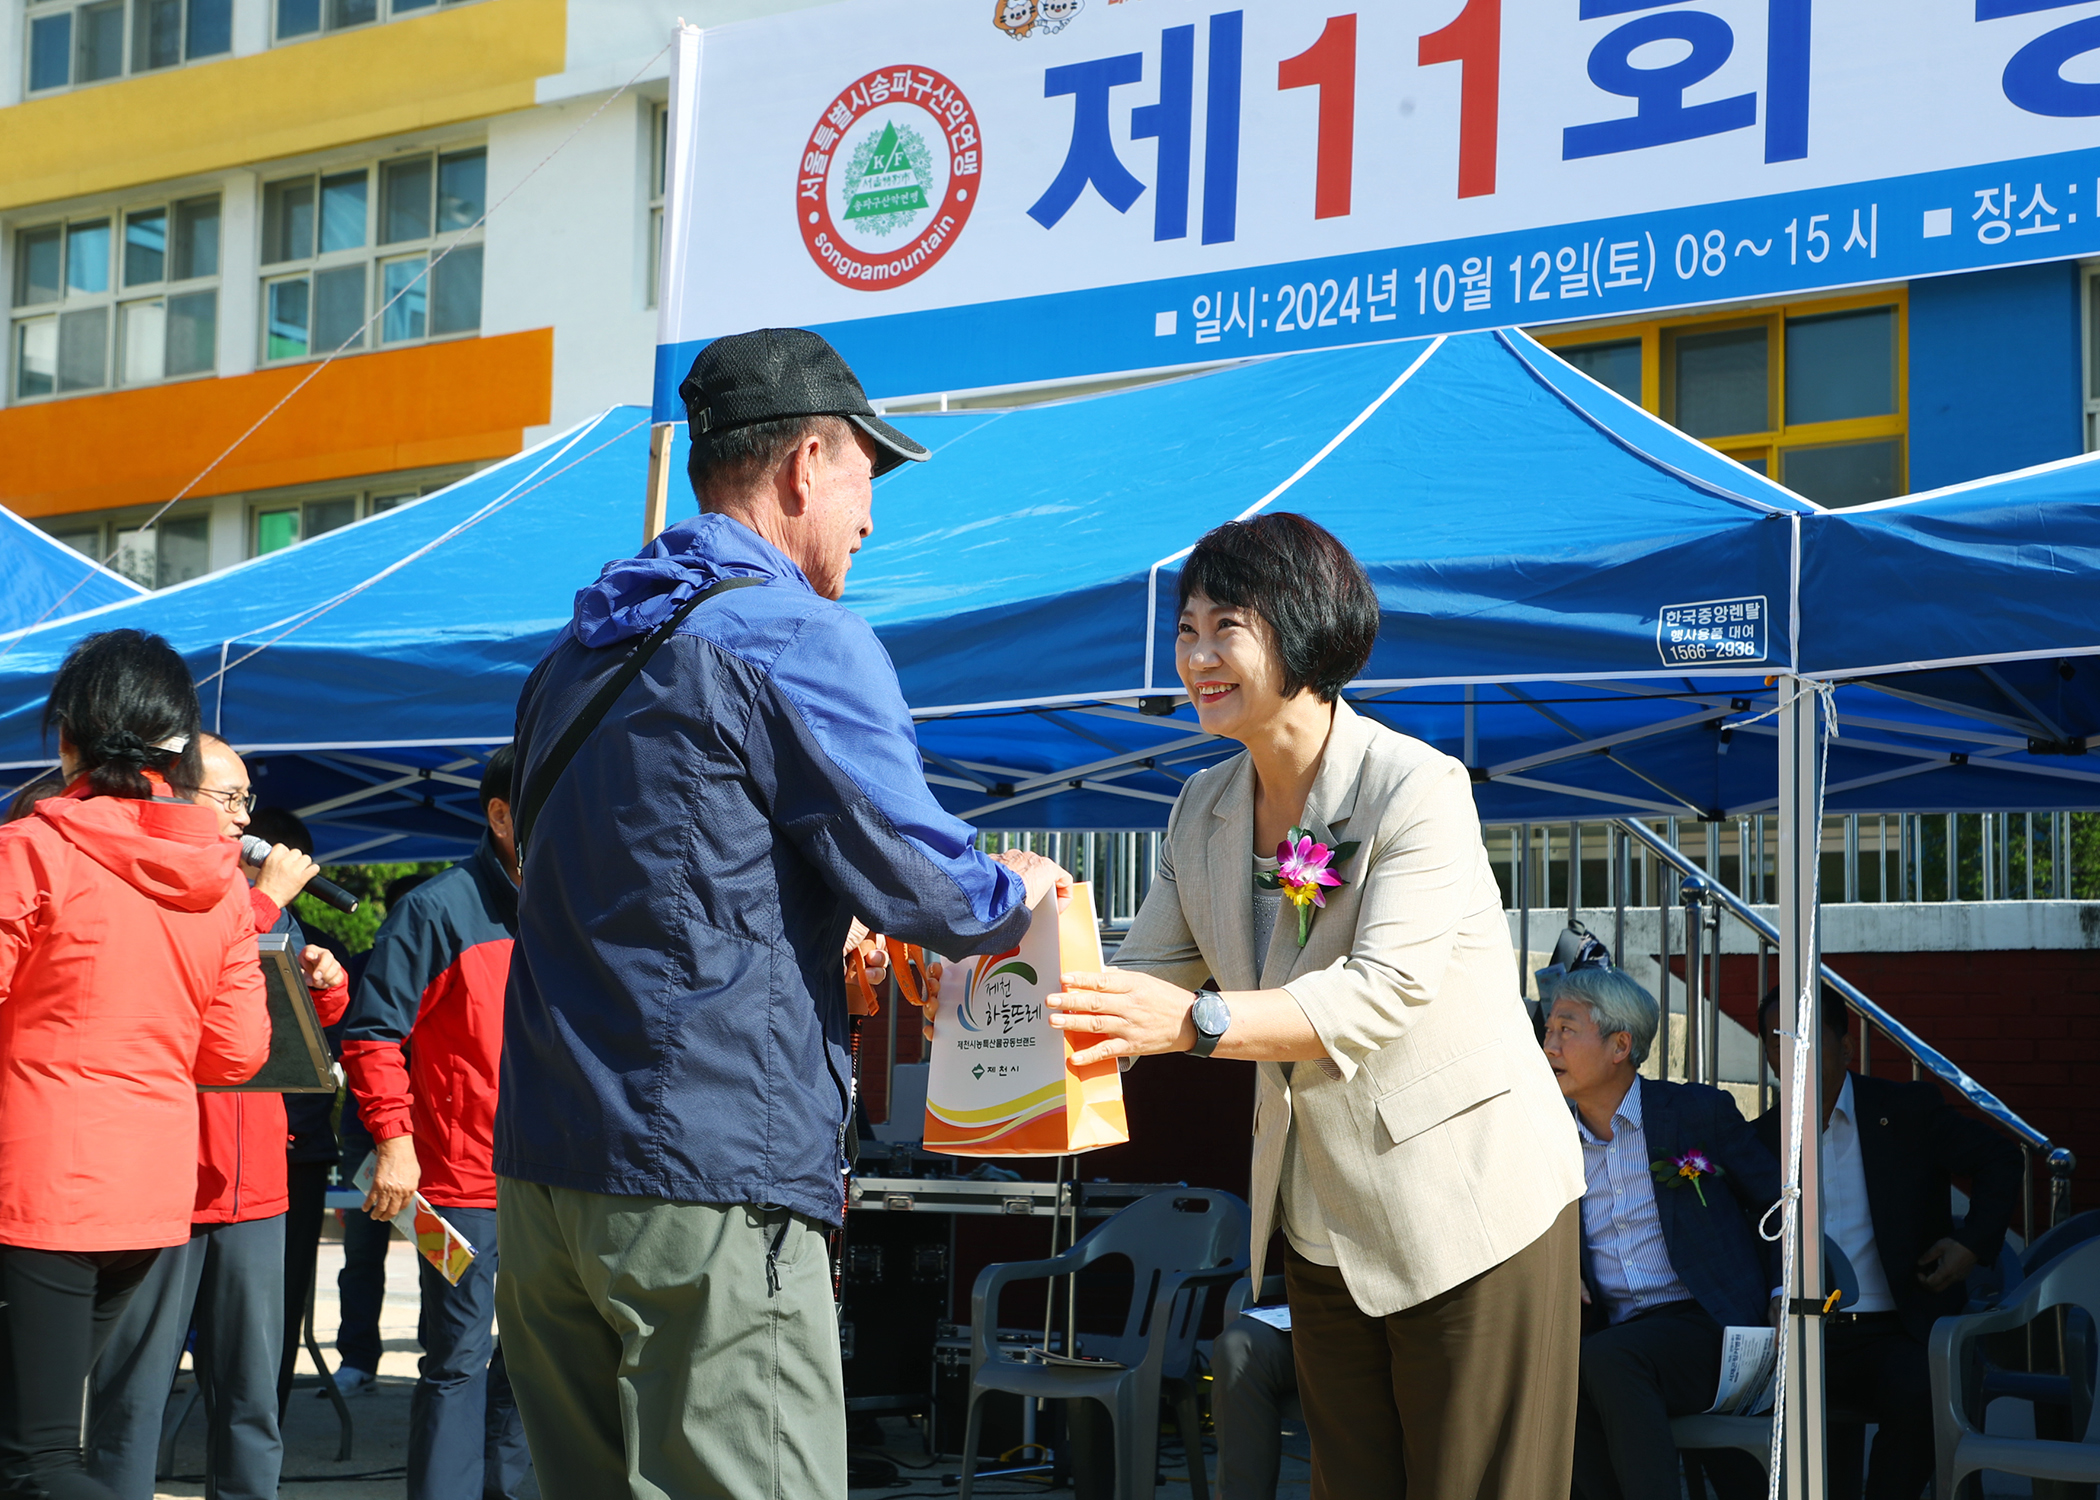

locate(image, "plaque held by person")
(200, 931), (334, 1093)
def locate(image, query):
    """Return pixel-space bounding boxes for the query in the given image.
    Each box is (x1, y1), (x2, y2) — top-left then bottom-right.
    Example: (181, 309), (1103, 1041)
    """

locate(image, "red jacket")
(0, 786), (269, 1251)
(191, 889), (350, 1224)
(343, 838), (515, 1209)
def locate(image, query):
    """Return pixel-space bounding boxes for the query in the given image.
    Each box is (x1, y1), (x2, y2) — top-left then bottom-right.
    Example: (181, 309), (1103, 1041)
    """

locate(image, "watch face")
(1193, 991), (1230, 1037)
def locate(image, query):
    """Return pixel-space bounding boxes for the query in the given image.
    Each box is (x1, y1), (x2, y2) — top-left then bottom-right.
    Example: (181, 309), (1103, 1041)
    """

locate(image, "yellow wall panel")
(0, 0), (565, 212)
(0, 329), (553, 516)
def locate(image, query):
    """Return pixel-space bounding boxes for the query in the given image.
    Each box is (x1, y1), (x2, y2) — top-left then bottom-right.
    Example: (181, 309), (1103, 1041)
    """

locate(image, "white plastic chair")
(1931, 1236), (2100, 1498)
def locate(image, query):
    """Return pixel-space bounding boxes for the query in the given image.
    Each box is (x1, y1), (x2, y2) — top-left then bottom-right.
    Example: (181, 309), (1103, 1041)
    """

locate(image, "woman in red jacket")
(0, 630), (270, 1500)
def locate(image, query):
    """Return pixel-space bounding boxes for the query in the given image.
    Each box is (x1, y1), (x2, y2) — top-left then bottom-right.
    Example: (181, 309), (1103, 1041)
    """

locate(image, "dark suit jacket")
(1756, 1071), (2023, 1342)
(1579, 1079), (1782, 1331)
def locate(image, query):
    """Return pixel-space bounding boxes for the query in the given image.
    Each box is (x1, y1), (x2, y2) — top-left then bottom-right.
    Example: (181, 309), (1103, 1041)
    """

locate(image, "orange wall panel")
(0, 330), (553, 518)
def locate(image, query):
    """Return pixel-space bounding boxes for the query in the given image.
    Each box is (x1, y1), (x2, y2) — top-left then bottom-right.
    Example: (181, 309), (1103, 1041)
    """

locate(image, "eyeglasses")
(200, 787), (257, 814)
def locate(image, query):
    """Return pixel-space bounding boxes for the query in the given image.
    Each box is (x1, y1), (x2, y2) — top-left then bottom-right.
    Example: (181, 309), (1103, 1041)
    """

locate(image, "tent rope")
(0, 36), (675, 656)
(195, 415), (649, 696)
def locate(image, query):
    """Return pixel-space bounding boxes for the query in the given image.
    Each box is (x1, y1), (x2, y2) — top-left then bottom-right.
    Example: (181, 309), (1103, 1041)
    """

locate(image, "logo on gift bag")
(954, 949), (1044, 1035)
(797, 65), (981, 290)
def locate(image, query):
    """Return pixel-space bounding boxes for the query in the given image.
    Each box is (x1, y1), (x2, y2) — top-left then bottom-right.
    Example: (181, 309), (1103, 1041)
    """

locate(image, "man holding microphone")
(498, 328), (1067, 1500)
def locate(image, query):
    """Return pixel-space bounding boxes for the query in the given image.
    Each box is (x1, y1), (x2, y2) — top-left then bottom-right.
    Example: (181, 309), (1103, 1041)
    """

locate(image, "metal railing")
(1486, 813), (2078, 908)
(1616, 817), (2077, 1238)
(984, 820), (2077, 1234)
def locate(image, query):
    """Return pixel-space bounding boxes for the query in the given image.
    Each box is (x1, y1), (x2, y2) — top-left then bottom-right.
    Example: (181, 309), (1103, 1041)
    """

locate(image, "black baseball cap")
(677, 327), (930, 478)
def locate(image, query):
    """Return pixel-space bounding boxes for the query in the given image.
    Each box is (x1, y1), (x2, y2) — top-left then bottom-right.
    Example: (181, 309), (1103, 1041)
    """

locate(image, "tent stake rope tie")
(0, 37), (674, 655)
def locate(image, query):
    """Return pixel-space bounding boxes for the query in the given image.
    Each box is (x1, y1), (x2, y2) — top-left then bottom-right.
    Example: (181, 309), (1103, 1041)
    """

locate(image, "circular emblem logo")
(797, 65), (981, 290)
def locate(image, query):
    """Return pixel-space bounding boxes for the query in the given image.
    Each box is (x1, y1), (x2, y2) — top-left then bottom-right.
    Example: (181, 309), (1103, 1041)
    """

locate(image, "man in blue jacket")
(1543, 965), (1780, 1500)
(495, 328), (1067, 1500)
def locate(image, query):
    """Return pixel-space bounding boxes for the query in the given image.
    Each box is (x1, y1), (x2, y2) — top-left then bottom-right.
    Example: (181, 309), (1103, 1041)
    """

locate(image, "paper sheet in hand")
(1241, 1305), (1293, 1333)
(1708, 1326), (1777, 1415)
(353, 1154), (477, 1286)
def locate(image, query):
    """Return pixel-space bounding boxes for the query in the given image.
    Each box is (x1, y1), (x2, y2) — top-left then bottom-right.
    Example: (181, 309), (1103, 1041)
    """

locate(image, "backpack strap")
(515, 576), (764, 857)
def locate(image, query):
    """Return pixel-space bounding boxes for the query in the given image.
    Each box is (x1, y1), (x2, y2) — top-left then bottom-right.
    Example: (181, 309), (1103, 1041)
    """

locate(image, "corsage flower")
(1255, 827), (1361, 947)
(1650, 1148), (1725, 1207)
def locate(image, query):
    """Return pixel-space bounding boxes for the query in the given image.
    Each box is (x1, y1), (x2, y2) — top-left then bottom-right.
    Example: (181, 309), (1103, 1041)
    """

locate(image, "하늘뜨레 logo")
(797, 66), (981, 291)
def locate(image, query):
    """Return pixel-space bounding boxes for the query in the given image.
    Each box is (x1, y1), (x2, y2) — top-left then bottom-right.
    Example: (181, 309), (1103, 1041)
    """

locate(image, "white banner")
(654, 0), (2100, 408)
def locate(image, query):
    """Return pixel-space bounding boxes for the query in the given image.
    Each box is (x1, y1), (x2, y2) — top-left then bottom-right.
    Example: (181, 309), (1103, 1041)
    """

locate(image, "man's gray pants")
(494, 1177), (845, 1500)
(1211, 1317), (1297, 1500)
(87, 1215), (286, 1500)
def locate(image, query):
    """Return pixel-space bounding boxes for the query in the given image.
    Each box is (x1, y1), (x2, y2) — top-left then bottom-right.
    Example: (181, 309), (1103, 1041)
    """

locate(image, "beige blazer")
(1112, 701), (1583, 1317)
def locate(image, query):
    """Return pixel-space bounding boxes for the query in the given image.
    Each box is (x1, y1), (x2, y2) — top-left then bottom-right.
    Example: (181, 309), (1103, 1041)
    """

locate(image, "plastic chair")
(1933, 1236), (2100, 1498)
(957, 1188), (1249, 1500)
(1972, 1215), (2100, 1411)
(1670, 1237), (1863, 1473)
(2022, 1210), (2100, 1283)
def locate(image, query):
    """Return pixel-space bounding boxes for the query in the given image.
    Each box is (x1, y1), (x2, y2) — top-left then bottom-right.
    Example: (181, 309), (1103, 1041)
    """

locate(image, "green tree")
(291, 860), (452, 953)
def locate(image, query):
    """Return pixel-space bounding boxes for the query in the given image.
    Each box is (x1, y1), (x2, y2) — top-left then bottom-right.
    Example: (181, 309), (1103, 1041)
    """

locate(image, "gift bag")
(924, 881), (1127, 1157)
(353, 1154), (478, 1285)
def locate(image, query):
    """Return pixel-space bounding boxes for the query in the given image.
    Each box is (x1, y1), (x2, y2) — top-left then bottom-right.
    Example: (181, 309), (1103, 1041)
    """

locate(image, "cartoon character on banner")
(993, 0), (1034, 39)
(1036, 0), (1081, 33)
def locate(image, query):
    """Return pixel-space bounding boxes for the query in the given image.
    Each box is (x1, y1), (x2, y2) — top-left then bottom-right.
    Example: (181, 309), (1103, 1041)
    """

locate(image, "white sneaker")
(325, 1366), (377, 1397)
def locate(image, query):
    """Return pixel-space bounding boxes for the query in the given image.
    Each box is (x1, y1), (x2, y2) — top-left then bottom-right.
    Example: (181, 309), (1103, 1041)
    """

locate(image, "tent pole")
(644, 423), (675, 545)
(1778, 676), (1829, 1500)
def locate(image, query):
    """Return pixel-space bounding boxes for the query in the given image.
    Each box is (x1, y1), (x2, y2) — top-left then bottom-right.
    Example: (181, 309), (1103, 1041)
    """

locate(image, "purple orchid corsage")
(1254, 826), (1361, 947)
(1650, 1148), (1726, 1207)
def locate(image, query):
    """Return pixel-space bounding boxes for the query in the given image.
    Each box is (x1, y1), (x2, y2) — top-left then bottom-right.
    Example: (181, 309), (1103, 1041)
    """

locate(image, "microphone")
(240, 834), (359, 913)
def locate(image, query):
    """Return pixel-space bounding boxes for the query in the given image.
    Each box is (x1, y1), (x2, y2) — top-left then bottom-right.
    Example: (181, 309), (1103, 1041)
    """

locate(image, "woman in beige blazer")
(1054, 514), (1585, 1499)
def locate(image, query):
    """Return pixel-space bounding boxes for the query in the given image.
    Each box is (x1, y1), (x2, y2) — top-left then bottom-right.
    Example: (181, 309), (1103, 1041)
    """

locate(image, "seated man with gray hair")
(1542, 966), (1781, 1500)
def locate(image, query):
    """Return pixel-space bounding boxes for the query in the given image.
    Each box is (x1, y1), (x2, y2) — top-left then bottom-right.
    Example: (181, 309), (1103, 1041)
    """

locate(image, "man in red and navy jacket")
(88, 734), (352, 1500)
(342, 747), (528, 1500)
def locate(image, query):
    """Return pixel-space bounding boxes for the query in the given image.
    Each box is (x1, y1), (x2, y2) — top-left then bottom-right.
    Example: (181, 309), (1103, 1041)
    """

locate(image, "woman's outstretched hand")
(1049, 970), (1197, 1067)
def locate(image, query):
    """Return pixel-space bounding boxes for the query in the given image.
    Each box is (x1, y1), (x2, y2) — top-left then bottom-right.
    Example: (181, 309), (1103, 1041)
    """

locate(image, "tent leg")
(1778, 675), (1829, 1500)
(644, 423), (675, 545)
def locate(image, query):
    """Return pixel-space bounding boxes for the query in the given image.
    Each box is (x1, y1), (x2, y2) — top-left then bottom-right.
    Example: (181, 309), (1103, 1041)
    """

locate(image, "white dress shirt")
(1575, 1080), (1695, 1324)
(1821, 1074), (1897, 1312)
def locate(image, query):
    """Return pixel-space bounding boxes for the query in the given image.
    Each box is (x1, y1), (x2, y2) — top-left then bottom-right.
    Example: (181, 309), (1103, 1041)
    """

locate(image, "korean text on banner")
(924, 881), (1126, 1158)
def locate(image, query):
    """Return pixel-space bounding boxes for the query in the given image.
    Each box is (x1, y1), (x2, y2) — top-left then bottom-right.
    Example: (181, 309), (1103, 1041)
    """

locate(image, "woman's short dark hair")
(43, 629), (202, 801)
(1177, 513), (1378, 703)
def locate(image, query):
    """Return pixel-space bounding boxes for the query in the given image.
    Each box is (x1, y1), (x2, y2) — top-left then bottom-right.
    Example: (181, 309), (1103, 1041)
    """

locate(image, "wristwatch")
(1188, 988), (1231, 1058)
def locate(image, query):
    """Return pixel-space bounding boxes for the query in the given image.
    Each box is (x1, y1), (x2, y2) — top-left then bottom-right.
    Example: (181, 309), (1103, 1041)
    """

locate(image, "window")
(249, 472), (461, 555)
(647, 101), (668, 310)
(1536, 292), (1908, 508)
(100, 514), (208, 587)
(12, 194), (219, 400)
(259, 150), (483, 363)
(273, 0), (478, 43)
(24, 0), (229, 92)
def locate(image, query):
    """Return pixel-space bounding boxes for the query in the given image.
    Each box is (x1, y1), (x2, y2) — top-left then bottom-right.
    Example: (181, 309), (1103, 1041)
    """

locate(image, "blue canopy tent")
(0, 506), (143, 635)
(0, 330), (1819, 857)
(0, 330), (2095, 856)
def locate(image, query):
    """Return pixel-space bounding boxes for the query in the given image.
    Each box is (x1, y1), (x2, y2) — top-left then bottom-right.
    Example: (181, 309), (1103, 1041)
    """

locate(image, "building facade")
(0, 0), (826, 587)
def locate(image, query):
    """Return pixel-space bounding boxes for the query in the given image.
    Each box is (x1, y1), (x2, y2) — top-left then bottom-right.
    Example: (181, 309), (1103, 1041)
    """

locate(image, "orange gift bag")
(922, 882), (1127, 1157)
